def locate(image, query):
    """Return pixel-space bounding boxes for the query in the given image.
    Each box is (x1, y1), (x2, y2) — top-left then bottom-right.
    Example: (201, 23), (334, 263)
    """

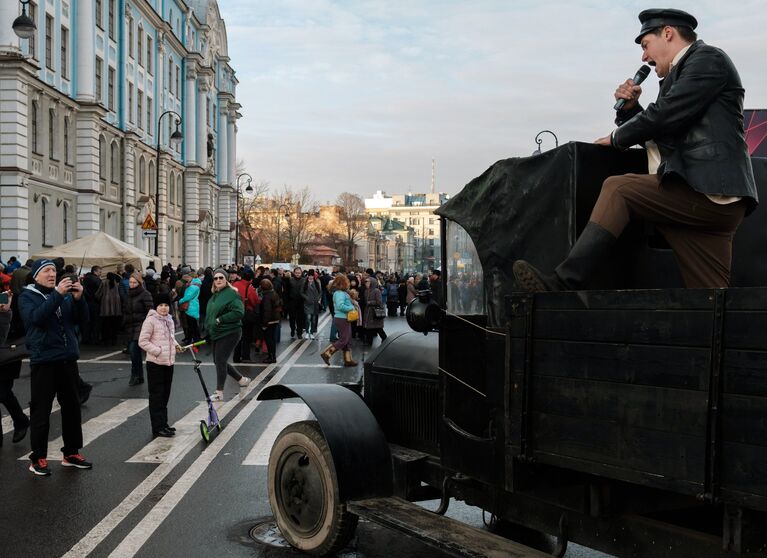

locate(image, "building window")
(28, 2), (37, 59)
(168, 58), (173, 94)
(44, 14), (53, 69)
(206, 98), (210, 126)
(175, 66), (180, 95)
(41, 198), (48, 246)
(95, 0), (102, 29)
(147, 97), (152, 135)
(169, 171), (175, 205)
(128, 17), (133, 58)
(48, 108), (56, 159)
(63, 117), (70, 164)
(95, 56), (103, 102)
(111, 141), (119, 183)
(108, 0), (115, 39)
(128, 84), (134, 123)
(137, 26), (143, 67)
(99, 136), (106, 179)
(63, 204), (69, 243)
(148, 160), (155, 195)
(146, 36), (152, 75)
(31, 101), (39, 153)
(108, 67), (115, 111)
(137, 91), (143, 130)
(60, 27), (68, 78)
(139, 156), (146, 193)
(177, 175), (183, 206)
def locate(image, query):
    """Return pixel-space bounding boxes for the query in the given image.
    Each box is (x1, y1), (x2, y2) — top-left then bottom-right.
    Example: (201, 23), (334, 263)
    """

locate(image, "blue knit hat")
(30, 259), (56, 280)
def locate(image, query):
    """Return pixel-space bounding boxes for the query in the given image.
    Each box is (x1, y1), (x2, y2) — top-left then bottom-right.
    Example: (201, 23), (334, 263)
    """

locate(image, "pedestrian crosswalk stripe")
(126, 401), (222, 464)
(241, 402), (312, 466)
(2, 401), (59, 436)
(19, 399), (148, 462)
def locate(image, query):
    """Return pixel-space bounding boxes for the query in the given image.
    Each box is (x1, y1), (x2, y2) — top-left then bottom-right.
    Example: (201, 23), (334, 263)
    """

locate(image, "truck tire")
(268, 420), (358, 556)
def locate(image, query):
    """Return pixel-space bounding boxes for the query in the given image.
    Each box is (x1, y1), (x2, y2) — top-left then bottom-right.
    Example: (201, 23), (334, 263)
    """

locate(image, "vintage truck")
(258, 142), (767, 557)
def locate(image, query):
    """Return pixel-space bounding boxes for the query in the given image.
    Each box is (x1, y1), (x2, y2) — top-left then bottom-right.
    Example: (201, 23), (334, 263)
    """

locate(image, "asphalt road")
(0, 313), (611, 558)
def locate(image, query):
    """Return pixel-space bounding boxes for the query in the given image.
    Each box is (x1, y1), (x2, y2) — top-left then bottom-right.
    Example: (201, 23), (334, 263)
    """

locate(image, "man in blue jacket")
(18, 259), (92, 476)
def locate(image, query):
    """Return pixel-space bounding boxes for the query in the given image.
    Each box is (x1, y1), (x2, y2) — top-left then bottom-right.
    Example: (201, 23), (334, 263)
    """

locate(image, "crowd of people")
(0, 253), (443, 476)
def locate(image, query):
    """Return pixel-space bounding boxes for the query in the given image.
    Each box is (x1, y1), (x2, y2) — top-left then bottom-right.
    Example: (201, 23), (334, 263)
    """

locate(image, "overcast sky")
(218, 0), (767, 204)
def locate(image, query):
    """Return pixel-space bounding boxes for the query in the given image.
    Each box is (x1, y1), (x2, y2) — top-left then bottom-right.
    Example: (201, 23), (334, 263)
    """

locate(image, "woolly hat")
(213, 268), (227, 278)
(30, 259), (56, 280)
(154, 292), (172, 307)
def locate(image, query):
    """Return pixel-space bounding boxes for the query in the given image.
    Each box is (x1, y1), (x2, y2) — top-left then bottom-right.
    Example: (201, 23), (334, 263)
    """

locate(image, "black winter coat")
(122, 286), (153, 340)
(613, 41), (758, 210)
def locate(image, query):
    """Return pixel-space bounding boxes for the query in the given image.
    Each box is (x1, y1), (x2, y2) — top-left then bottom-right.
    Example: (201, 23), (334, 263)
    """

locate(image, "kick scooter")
(183, 340), (221, 443)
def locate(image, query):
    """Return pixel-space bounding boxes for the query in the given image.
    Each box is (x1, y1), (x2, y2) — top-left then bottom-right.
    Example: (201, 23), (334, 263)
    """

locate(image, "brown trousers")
(590, 173), (746, 288)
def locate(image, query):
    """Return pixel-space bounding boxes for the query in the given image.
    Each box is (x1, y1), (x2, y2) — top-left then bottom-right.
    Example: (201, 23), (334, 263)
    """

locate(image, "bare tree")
(282, 186), (318, 262)
(238, 179), (270, 261)
(336, 192), (368, 266)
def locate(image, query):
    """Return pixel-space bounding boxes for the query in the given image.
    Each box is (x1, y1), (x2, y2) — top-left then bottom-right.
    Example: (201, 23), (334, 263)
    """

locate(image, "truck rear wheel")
(268, 420), (358, 556)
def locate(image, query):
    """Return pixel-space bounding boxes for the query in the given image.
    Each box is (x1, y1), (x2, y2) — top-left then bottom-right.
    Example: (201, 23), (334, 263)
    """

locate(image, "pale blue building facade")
(0, 0), (241, 267)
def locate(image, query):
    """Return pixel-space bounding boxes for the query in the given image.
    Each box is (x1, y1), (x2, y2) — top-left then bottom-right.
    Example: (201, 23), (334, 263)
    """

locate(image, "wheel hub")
(278, 449), (326, 535)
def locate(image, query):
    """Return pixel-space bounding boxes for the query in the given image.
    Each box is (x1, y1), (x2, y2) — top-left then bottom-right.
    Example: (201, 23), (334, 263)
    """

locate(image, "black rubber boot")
(513, 222), (617, 292)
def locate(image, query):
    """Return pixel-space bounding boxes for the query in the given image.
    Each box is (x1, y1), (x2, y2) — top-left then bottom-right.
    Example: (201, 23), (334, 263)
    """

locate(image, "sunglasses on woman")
(213, 276), (226, 280)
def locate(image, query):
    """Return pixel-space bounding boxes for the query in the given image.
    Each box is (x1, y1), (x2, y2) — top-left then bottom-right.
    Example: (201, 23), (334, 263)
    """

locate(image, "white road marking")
(241, 402), (312, 466)
(106, 330), (320, 558)
(126, 401), (216, 464)
(61, 325), (321, 558)
(2, 401), (59, 436)
(20, 399), (148, 461)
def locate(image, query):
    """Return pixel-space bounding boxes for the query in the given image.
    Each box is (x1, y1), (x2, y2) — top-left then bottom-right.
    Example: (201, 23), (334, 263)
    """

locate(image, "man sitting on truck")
(513, 8), (758, 291)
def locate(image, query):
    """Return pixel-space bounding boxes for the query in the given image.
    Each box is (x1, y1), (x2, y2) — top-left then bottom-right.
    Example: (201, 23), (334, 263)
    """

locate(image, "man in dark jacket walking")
(514, 8), (757, 292)
(18, 259), (92, 476)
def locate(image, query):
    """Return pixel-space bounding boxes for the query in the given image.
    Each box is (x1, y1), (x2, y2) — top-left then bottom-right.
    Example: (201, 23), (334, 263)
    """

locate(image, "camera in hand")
(63, 273), (79, 291)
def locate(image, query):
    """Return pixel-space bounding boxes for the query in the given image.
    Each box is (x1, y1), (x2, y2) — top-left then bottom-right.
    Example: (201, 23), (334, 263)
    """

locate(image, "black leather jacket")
(613, 40), (757, 212)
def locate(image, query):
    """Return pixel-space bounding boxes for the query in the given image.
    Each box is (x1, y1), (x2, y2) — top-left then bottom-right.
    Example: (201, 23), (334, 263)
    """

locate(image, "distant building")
(355, 216), (415, 273)
(0, 0), (240, 267)
(364, 190), (449, 271)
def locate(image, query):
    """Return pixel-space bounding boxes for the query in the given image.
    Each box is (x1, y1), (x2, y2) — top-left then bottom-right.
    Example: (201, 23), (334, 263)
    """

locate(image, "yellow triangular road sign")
(141, 213), (157, 230)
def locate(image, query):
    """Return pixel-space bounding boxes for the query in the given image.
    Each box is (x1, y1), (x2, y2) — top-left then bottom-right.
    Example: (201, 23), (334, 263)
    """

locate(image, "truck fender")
(257, 383), (393, 501)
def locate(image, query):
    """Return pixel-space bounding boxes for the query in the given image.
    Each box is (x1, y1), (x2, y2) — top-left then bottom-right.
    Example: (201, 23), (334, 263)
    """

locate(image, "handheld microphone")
(613, 65), (651, 111)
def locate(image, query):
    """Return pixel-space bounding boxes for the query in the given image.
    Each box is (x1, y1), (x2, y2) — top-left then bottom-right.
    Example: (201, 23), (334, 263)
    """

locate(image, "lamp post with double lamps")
(235, 173), (253, 265)
(12, 0), (36, 39)
(154, 110), (183, 257)
(275, 203), (291, 263)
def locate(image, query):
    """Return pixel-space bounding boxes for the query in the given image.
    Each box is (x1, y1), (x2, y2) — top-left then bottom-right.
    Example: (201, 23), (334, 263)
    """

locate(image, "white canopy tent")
(31, 232), (154, 274)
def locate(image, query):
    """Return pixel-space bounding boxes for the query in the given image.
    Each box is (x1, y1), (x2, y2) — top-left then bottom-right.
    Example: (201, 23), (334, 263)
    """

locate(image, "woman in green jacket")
(204, 269), (250, 401)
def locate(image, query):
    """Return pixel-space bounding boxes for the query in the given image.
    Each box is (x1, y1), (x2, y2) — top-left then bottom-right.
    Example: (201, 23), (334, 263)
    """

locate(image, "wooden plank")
(531, 412), (706, 482)
(531, 376), (708, 436)
(348, 497), (552, 558)
(723, 349), (767, 397)
(528, 309), (713, 346)
(723, 287), (767, 310)
(724, 312), (767, 349)
(525, 289), (715, 311)
(721, 442), (767, 502)
(722, 394), (767, 446)
(530, 340), (710, 390)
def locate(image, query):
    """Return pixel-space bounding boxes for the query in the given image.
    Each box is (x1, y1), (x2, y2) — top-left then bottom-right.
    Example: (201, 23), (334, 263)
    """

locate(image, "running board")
(348, 497), (552, 558)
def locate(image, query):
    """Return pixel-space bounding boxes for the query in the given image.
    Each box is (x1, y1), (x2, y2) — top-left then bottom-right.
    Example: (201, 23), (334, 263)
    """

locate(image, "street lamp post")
(275, 203), (290, 263)
(532, 130), (559, 155)
(154, 110), (183, 258)
(234, 172), (253, 266)
(12, 0), (36, 39)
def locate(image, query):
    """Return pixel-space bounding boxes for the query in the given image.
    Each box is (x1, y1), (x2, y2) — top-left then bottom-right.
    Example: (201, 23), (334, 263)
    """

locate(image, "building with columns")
(0, 0), (240, 268)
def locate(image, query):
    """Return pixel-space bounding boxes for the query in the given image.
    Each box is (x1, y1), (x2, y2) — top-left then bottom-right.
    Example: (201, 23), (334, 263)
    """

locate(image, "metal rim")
(273, 443), (328, 537)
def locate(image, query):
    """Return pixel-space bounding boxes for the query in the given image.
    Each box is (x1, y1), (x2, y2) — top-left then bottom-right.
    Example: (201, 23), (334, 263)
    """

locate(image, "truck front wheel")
(268, 420), (358, 556)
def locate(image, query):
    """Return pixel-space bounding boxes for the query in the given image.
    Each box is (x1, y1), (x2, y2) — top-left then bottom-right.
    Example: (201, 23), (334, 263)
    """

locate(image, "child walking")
(138, 293), (185, 438)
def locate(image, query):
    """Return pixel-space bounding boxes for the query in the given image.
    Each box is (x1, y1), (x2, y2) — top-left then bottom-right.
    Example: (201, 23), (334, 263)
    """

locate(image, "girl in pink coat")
(138, 293), (185, 438)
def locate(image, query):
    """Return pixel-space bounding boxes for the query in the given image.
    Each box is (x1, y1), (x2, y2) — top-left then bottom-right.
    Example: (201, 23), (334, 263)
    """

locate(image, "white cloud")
(219, 0), (767, 200)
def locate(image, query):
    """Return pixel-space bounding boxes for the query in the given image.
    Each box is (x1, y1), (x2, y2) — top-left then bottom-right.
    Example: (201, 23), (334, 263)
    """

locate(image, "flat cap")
(635, 8), (697, 43)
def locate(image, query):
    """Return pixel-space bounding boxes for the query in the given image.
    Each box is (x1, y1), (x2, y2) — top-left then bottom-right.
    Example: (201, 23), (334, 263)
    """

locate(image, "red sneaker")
(29, 458), (52, 476)
(62, 454), (93, 469)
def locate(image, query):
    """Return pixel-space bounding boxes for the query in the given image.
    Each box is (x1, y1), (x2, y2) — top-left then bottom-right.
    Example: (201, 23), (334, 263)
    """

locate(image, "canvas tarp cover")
(32, 232), (154, 274)
(436, 141), (766, 325)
